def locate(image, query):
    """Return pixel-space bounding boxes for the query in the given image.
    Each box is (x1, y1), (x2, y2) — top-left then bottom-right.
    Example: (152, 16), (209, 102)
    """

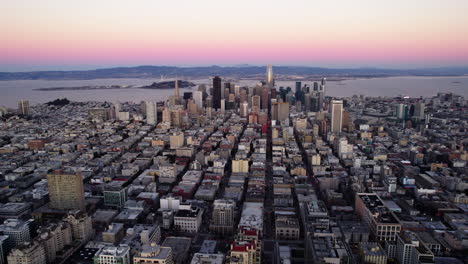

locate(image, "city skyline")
(2, 0), (468, 71)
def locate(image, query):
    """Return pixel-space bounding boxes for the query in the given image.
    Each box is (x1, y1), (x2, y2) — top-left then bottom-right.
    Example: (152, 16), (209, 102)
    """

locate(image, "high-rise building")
(193, 91), (203, 109)
(321, 77), (327, 86)
(395, 104), (408, 120)
(174, 79), (180, 98)
(47, 171), (85, 211)
(330, 100), (343, 133)
(277, 102), (290, 122)
(239, 88), (248, 103)
(145, 101), (157, 125)
(212, 76), (222, 110)
(240, 102), (249, 118)
(295, 82), (302, 93)
(261, 86), (269, 110)
(266, 64), (274, 88)
(17, 100), (30, 116)
(210, 199), (235, 234)
(414, 102), (425, 119)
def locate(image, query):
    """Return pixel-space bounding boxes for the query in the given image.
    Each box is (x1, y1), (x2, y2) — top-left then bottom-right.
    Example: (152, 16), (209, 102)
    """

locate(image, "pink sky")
(2, 0), (468, 71)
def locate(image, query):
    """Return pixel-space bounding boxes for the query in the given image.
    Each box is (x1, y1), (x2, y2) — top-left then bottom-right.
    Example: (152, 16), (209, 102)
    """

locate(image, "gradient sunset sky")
(2, 0), (468, 71)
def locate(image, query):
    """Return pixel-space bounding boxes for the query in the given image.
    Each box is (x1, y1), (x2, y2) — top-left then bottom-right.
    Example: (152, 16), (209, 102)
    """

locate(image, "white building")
(174, 207), (204, 233)
(193, 91), (203, 109)
(145, 101), (158, 125)
(93, 246), (131, 264)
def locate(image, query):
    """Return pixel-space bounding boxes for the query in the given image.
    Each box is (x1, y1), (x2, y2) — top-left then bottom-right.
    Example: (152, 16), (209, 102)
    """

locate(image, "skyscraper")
(18, 100), (30, 116)
(47, 171), (85, 211)
(295, 81), (302, 93)
(395, 104), (408, 120)
(174, 78), (180, 98)
(251, 95), (261, 114)
(261, 86), (269, 110)
(266, 64), (274, 88)
(330, 100), (343, 133)
(240, 102), (249, 117)
(414, 102), (425, 119)
(145, 101), (157, 125)
(212, 76), (222, 110)
(193, 90), (203, 109)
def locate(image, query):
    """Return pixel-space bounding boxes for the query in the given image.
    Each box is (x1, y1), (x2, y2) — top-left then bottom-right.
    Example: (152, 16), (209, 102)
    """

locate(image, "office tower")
(310, 96), (320, 112)
(304, 94), (311, 112)
(223, 88), (229, 101)
(162, 107), (171, 125)
(17, 100), (30, 116)
(145, 101), (157, 125)
(212, 76), (222, 110)
(0, 219), (34, 246)
(234, 85), (240, 96)
(187, 99), (198, 116)
(330, 100), (343, 133)
(47, 171), (85, 211)
(272, 102), (279, 121)
(295, 82), (302, 93)
(94, 246), (131, 264)
(220, 99), (226, 113)
(270, 88), (277, 100)
(313, 82), (319, 91)
(321, 77), (327, 86)
(113, 102), (122, 119)
(239, 88), (248, 103)
(240, 102), (249, 117)
(193, 90), (203, 109)
(342, 110), (353, 132)
(414, 102), (425, 119)
(266, 64), (274, 87)
(395, 104), (408, 120)
(198, 84), (207, 94)
(277, 102), (290, 122)
(7, 240), (46, 264)
(210, 199), (235, 234)
(251, 95), (261, 114)
(224, 82), (231, 93)
(261, 86), (269, 110)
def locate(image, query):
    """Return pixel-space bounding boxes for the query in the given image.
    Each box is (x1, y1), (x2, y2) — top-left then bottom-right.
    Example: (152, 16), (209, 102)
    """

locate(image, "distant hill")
(0, 65), (467, 80)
